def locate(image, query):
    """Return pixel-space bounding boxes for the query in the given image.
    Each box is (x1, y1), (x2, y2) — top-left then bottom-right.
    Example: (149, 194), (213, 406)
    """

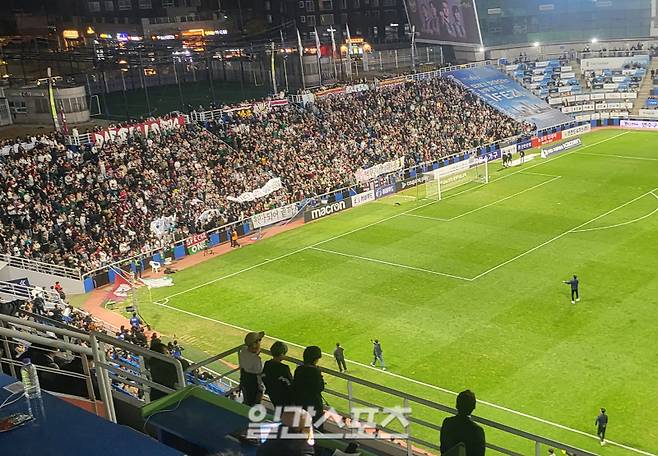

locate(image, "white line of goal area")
(162, 131), (631, 301)
(151, 298), (655, 456)
(404, 174), (562, 223)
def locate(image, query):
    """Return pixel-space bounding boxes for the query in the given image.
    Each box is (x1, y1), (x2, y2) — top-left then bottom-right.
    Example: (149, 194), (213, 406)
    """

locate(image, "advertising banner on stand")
(251, 203), (299, 228)
(351, 190), (376, 207)
(185, 233), (208, 255)
(92, 115), (187, 146)
(304, 199), (352, 222)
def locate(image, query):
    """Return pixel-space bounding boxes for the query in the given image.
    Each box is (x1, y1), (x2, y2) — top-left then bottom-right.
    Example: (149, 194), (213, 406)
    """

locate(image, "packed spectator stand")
(0, 76), (531, 274)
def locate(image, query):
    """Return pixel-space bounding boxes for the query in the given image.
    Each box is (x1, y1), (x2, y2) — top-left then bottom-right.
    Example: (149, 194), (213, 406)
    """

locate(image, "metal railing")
(0, 311), (187, 421)
(0, 310), (601, 455)
(187, 346), (598, 456)
(0, 253), (82, 281)
(0, 280), (63, 308)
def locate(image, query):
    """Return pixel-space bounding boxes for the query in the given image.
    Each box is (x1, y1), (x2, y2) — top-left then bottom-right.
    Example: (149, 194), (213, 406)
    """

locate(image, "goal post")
(419, 155), (488, 201)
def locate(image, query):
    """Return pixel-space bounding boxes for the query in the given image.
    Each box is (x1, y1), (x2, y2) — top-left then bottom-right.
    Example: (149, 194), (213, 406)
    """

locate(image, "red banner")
(185, 233), (208, 255)
(378, 76), (407, 88)
(92, 115), (187, 145)
(315, 87), (346, 98)
(105, 270), (132, 304)
(532, 131), (562, 148)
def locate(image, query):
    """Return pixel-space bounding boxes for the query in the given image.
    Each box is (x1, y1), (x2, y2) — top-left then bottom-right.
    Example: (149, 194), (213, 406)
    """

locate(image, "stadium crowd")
(0, 77), (531, 272)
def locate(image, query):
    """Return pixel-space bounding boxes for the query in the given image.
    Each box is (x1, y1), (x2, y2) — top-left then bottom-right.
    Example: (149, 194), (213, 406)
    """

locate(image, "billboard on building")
(405, 0), (482, 47)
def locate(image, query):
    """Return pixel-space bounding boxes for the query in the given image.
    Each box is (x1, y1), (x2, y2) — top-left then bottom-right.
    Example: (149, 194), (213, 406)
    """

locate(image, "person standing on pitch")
(333, 343), (347, 372)
(595, 408), (608, 446)
(563, 274), (580, 304)
(370, 339), (386, 370)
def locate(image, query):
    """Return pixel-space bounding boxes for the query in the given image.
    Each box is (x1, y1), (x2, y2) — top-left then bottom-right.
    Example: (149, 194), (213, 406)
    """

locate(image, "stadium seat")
(149, 261), (162, 274)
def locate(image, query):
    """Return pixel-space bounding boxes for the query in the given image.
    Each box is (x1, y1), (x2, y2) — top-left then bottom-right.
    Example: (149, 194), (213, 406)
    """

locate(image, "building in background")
(259, 0), (408, 44)
(476, 0), (654, 47)
(1, 0), (228, 43)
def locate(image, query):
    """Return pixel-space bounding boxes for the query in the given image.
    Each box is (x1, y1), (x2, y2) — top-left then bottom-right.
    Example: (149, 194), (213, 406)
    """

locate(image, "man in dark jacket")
(333, 342), (347, 372)
(262, 341), (293, 407)
(292, 346), (325, 429)
(440, 390), (485, 456)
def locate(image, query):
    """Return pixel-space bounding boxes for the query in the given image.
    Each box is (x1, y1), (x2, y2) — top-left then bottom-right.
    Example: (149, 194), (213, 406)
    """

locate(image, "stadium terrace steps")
(632, 59), (658, 115)
(0, 261), (6, 273)
(446, 66), (573, 130)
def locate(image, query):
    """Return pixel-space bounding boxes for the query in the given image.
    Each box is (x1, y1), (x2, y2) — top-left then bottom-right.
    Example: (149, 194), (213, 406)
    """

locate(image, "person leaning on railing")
(238, 331), (265, 406)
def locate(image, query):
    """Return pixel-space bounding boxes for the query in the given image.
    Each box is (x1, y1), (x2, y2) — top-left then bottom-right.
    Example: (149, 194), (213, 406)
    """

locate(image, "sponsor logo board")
(532, 131), (563, 148)
(396, 175), (426, 192)
(620, 119), (658, 130)
(541, 138), (582, 158)
(561, 124), (592, 139)
(375, 183), (397, 199)
(304, 199), (352, 222)
(350, 190), (375, 207)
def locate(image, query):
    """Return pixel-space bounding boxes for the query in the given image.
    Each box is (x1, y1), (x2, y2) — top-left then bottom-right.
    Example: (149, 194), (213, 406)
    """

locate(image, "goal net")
(422, 155), (488, 200)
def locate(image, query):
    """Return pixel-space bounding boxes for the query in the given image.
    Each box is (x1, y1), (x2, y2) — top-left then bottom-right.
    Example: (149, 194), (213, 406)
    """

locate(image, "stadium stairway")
(632, 59), (658, 115)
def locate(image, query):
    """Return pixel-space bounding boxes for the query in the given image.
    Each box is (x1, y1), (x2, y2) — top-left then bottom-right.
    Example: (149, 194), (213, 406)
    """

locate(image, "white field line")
(405, 175), (561, 223)
(162, 131), (632, 301)
(571, 191), (658, 233)
(471, 188), (658, 281)
(404, 213), (452, 222)
(574, 151), (658, 162)
(151, 298), (654, 456)
(309, 246), (473, 281)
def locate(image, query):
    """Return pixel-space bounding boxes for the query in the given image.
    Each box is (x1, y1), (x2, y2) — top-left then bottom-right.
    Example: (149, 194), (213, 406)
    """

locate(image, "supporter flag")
(140, 277), (174, 288)
(296, 28), (306, 89)
(314, 27), (322, 85)
(345, 24), (353, 78)
(47, 67), (60, 131)
(270, 41), (277, 94)
(105, 268), (133, 305)
(329, 27), (338, 79)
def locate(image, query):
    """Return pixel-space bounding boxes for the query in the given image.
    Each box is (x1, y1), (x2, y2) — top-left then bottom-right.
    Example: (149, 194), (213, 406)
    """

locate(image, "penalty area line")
(571, 191), (658, 233)
(149, 298), (654, 455)
(471, 187), (658, 281)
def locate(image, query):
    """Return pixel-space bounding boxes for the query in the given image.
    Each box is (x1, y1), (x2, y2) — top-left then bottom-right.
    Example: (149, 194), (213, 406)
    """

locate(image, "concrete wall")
(0, 264), (85, 295)
(5, 85), (90, 125)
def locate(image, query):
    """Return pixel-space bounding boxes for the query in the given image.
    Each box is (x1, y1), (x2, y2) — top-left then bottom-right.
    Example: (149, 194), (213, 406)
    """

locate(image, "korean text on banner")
(251, 203), (299, 228)
(355, 157), (404, 183)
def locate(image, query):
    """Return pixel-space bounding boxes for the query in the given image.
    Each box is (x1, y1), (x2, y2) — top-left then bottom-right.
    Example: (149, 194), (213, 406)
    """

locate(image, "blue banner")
(517, 139), (533, 152)
(445, 66), (573, 130)
(375, 184), (396, 199)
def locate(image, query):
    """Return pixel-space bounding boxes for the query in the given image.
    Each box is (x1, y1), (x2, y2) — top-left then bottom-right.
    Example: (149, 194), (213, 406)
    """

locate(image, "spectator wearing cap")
(238, 331), (265, 406)
(292, 346), (325, 429)
(262, 341), (293, 407)
(440, 389), (485, 456)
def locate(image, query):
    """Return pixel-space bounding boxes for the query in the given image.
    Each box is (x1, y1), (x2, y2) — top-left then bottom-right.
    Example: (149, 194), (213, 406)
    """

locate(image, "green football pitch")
(134, 129), (658, 455)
